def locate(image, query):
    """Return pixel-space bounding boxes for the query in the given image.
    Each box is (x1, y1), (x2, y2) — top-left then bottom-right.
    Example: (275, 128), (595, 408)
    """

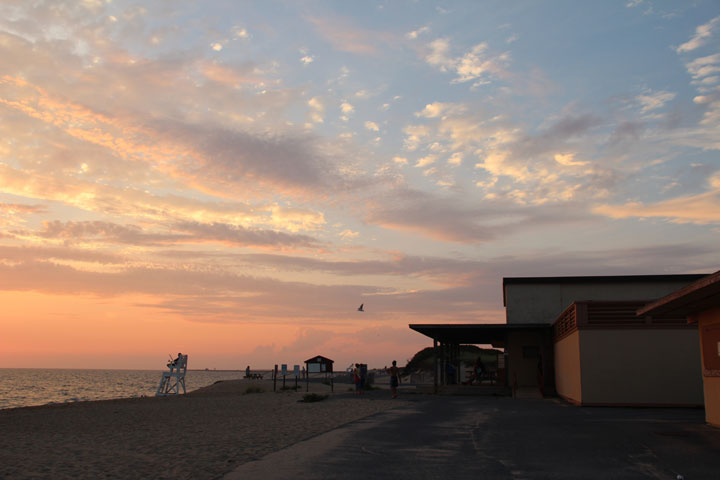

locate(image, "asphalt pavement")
(224, 392), (720, 480)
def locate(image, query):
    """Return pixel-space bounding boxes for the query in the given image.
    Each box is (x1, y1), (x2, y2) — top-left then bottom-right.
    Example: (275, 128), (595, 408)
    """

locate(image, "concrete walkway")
(225, 393), (720, 480)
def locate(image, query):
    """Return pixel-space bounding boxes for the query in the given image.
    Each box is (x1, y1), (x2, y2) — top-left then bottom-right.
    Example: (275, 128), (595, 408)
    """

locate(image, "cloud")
(0, 203), (46, 214)
(338, 229), (358, 239)
(364, 121), (380, 131)
(554, 153), (588, 166)
(21, 220), (323, 249)
(402, 124), (432, 151)
(609, 120), (645, 143)
(1, 74), (359, 200)
(425, 38), (453, 71)
(279, 327), (335, 354)
(306, 15), (392, 55)
(635, 90), (675, 114)
(406, 26), (430, 40)
(175, 221), (322, 248)
(483, 118), (607, 199)
(447, 152), (463, 166)
(0, 245), (123, 265)
(415, 155), (436, 168)
(415, 102), (467, 118)
(364, 187), (584, 244)
(232, 27), (250, 39)
(300, 55), (314, 65)
(340, 102), (354, 114)
(0, 160), (331, 235)
(685, 53), (720, 82)
(593, 190), (720, 224)
(676, 16), (720, 53)
(307, 96), (325, 123)
(424, 38), (510, 86)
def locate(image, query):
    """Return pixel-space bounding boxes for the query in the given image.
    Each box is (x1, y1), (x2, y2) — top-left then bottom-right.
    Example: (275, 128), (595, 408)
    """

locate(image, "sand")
(0, 379), (406, 479)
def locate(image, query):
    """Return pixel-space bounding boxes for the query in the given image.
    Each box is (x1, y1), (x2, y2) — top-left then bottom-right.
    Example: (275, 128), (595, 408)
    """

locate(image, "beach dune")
(0, 379), (403, 479)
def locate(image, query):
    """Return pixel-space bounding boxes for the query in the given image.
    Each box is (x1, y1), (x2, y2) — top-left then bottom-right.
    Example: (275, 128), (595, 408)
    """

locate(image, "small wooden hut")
(304, 355), (334, 374)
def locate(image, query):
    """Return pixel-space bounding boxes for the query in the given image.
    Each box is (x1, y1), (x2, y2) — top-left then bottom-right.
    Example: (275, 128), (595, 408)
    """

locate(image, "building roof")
(409, 323), (550, 344)
(304, 355), (334, 364)
(502, 274), (708, 306)
(637, 270), (720, 318)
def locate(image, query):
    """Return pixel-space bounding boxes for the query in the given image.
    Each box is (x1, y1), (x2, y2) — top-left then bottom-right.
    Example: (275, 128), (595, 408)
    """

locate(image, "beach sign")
(281, 364), (288, 376)
(293, 365), (300, 377)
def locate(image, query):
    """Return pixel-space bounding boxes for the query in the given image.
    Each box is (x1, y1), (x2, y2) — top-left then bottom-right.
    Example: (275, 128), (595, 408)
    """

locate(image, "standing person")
(245, 365), (251, 378)
(385, 360), (401, 399)
(537, 354), (544, 397)
(359, 363), (367, 394)
(473, 357), (484, 385)
(353, 363), (361, 394)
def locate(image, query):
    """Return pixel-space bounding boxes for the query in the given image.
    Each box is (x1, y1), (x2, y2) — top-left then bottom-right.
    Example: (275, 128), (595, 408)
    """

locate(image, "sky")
(1, 0), (719, 370)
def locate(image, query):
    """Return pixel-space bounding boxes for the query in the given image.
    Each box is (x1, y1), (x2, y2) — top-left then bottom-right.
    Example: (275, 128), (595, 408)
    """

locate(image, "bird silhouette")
(357, 303), (364, 312)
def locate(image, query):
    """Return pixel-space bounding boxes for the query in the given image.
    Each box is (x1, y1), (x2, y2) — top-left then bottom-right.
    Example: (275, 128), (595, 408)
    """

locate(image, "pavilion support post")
(433, 339), (438, 394)
(440, 342), (445, 386)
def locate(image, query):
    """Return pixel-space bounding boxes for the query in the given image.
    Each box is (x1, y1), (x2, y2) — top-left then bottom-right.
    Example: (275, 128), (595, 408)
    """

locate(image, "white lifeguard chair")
(156, 354), (188, 396)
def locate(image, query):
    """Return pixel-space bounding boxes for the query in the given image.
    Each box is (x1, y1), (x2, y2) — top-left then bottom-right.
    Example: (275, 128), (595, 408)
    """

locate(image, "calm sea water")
(0, 369), (249, 410)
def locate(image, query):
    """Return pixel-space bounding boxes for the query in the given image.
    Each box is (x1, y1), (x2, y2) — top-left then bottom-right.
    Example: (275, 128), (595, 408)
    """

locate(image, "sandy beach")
(0, 379), (405, 479)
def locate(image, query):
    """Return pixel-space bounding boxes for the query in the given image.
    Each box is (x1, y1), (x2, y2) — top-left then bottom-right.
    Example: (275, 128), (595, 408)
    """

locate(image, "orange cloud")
(593, 190), (720, 224)
(199, 60), (263, 86)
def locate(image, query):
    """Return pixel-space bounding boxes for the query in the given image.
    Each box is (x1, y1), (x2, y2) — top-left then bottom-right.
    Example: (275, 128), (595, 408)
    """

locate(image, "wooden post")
(273, 364), (278, 392)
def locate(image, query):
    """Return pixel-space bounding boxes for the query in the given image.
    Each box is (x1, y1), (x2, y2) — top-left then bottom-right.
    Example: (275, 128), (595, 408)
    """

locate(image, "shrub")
(300, 393), (328, 403)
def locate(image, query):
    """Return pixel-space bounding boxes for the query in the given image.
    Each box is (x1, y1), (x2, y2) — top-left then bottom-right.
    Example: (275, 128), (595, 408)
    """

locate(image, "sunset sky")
(1, 1), (719, 370)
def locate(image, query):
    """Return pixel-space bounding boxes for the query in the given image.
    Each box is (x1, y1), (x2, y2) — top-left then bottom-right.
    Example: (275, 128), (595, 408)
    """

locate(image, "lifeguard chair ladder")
(156, 354), (188, 396)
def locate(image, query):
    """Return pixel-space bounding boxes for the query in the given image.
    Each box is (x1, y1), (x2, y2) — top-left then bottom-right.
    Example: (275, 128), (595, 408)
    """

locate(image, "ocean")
(0, 368), (250, 410)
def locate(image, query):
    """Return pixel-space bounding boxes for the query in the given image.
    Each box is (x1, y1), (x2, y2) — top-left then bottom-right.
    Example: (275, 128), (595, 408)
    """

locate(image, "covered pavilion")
(408, 323), (552, 394)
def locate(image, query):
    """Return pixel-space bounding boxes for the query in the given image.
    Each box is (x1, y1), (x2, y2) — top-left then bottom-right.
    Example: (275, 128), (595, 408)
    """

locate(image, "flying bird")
(357, 303), (364, 312)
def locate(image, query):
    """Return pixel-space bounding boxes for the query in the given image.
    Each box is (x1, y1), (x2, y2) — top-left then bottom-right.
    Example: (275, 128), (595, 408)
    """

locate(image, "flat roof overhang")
(638, 270), (720, 318)
(502, 274), (708, 306)
(409, 323), (550, 345)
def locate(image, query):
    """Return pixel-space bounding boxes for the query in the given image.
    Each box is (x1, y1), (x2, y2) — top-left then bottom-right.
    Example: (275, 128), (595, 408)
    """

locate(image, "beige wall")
(693, 307), (720, 427)
(705, 378), (720, 427)
(554, 332), (582, 404)
(578, 328), (703, 405)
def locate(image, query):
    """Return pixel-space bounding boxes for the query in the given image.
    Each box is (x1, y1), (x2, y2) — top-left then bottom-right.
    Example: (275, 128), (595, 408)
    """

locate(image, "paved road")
(225, 393), (720, 480)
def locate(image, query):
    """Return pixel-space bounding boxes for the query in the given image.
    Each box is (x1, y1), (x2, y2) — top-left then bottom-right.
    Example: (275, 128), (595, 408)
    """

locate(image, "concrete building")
(552, 300), (702, 406)
(503, 274), (706, 398)
(639, 270), (720, 426)
(410, 274), (707, 405)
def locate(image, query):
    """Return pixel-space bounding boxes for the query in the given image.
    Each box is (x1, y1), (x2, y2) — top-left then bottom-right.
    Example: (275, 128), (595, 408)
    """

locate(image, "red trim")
(558, 394), (701, 408)
(558, 393), (581, 405)
(575, 402), (703, 408)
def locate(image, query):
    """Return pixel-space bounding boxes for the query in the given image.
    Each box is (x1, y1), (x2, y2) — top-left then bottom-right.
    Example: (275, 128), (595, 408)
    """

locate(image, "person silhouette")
(385, 360), (401, 399)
